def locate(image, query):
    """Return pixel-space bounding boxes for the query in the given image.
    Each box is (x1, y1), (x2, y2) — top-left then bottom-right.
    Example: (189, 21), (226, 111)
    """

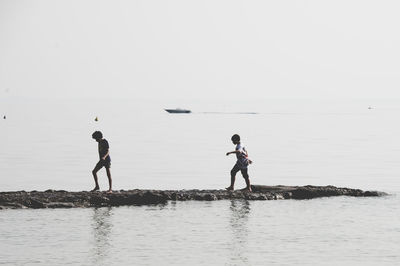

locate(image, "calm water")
(1, 98), (400, 265)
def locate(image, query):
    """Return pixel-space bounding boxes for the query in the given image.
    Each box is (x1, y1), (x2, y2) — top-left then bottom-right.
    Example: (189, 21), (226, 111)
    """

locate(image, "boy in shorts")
(226, 134), (252, 192)
(91, 131), (112, 193)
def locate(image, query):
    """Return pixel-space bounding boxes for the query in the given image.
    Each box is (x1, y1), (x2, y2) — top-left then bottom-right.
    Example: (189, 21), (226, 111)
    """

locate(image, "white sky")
(1, 0), (399, 100)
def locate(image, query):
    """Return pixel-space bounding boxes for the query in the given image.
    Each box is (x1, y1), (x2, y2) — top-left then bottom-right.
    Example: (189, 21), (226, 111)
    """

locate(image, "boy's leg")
(91, 162), (103, 191)
(241, 168), (252, 192)
(105, 167), (112, 193)
(227, 164), (240, 191)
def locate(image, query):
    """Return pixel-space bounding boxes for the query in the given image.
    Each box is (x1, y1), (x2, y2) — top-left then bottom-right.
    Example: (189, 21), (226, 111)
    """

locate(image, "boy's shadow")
(91, 207), (113, 265)
(229, 200), (251, 264)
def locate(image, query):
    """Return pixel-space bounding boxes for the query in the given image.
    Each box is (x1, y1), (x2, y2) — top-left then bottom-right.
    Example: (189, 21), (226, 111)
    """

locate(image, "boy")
(91, 131), (112, 193)
(226, 134), (252, 192)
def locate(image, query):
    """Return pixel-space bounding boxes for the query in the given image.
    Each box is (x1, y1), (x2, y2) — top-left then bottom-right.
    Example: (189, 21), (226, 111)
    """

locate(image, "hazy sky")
(1, 0), (399, 100)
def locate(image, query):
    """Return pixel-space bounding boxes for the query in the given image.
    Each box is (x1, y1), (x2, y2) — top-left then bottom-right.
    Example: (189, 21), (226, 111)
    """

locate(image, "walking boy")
(226, 134), (252, 192)
(91, 131), (112, 193)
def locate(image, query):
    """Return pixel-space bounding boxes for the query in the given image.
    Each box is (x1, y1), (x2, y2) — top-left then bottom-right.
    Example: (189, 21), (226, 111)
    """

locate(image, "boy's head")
(231, 134), (240, 144)
(92, 131), (103, 141)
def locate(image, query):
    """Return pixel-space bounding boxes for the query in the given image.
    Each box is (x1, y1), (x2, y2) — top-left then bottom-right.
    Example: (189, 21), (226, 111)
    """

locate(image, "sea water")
(1, 98), (400, 265)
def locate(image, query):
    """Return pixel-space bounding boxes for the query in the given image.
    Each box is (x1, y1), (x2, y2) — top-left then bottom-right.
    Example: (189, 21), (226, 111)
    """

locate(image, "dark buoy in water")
(3, 115), (5, 119)
(95, 116), (98, 121)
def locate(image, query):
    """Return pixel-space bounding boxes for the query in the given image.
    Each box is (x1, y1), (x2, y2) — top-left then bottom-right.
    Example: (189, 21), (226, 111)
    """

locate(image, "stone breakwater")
(0, 185), (387, 209)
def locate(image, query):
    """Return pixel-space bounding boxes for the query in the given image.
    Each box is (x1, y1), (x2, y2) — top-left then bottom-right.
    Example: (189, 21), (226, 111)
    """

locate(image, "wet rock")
(46, 202), (75, 208)
(1, 202), (27, 209)
(89, 195), (110, 207)
(193, 193), (213, 201)
(194, 193), (218, 201)
(363, 190), (387, 197)
(282, 192), (293, 199)
(245, 193), (267, 200)
(0, 185), (387, 209)
(141, 191), (168, 205)
(274, 194), (285, 200)
(23, 198), (45, 209)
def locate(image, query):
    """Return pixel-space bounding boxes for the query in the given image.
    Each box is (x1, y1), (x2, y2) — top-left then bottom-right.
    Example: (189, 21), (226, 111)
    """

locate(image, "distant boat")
(165, 108), (191, 114)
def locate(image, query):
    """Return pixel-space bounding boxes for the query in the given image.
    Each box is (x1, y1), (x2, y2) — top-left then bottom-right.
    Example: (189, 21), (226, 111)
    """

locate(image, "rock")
(23, 198), (45, 209)
(364, 191), (388, 197)
(46, 202), (75, 208)
(283, 192), (292, 199)
(1, 202), (27, 209)
(141, 191), (168, 205)
(0, 185), (387, 209)
(274, 194), (285, 200)
(89, 195), (110, 207)
(194, 193), (218, 201)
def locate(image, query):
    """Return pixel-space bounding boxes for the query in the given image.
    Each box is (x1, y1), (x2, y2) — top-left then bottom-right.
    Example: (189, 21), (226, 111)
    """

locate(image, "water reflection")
(229, 200), (251, 265)
(91, 207), (113, 266)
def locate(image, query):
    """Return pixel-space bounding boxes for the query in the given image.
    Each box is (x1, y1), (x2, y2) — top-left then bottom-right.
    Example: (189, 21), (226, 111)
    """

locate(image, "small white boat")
(165, 108), (191, 114)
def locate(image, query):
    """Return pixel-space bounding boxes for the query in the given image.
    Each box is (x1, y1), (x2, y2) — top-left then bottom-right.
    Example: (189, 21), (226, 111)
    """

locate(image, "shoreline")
(0, 185), (387, 209)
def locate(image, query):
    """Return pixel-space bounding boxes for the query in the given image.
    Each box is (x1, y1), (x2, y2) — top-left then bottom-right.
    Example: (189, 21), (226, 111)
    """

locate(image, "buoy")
(95, 116), (98, 121)
(3, 115), (5, 119)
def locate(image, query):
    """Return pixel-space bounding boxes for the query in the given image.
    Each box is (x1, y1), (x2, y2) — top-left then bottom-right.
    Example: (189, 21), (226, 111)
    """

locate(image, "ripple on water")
(1, 195), (400, 265)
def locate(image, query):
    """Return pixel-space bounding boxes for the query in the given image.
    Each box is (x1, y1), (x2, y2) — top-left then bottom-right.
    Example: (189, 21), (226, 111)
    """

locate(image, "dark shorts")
(231, 164), (249, 179)
(95, 159), (111, 169)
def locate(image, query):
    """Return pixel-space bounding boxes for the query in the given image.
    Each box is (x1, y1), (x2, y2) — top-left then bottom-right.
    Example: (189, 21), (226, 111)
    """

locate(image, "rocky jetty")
(0, 185), (387, 209)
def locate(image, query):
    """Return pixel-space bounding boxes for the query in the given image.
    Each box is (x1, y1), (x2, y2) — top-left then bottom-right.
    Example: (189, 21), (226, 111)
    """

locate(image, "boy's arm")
(101, 150), (110, 160)
(243, 148), (252, 163)
(226, 150), (240, 156)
